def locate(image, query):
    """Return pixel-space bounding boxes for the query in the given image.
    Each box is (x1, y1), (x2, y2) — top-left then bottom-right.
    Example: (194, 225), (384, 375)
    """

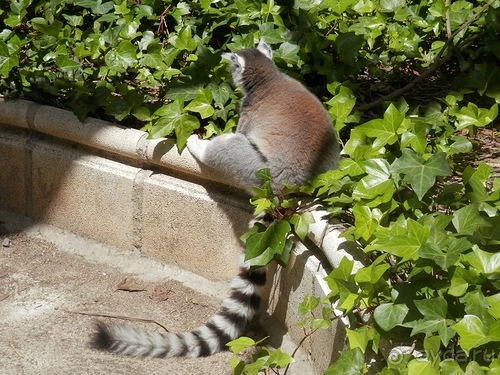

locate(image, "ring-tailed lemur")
(90, 39), (340, 358)
(187, 39), (340, 193)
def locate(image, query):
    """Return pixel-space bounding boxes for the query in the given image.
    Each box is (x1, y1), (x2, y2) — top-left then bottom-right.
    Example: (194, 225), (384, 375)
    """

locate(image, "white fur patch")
(222, 296), (254, 318)
(209, 314), (240, 339)
(181, 332), (201, 357)
(197, 325), (222, 354)
(186, 134), (208, 160)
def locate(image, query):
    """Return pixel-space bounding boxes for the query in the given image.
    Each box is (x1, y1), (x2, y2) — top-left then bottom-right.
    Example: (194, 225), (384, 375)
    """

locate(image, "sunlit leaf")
(451, 204), (490, 235)
(392, 149), (452, 200)
(451, 315), (490, 355)
(245, 220), (291, 267)
(374, 303), (409, 331)
(324, 348), (365, 375)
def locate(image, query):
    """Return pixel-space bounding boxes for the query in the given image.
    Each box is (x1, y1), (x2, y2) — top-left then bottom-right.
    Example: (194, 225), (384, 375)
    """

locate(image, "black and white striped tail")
(90, 259), (267, 358)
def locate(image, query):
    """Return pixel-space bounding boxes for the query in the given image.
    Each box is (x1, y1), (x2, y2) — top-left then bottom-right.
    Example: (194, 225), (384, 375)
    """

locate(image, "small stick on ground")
(64, 309), (170, 333)
(9, 343), (25, 359)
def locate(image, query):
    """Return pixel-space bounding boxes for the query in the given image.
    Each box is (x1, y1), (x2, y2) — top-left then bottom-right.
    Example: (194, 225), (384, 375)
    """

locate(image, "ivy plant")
(2, 0), (500, 374)
(240, 90), (499, 373)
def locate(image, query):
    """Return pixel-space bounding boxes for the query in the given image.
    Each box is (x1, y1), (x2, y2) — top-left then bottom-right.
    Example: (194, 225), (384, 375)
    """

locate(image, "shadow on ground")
(0, 212), (238, 375)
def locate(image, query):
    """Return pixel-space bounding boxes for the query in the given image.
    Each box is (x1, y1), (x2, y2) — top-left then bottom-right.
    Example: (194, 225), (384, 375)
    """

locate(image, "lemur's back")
(238, 72), (338, 187)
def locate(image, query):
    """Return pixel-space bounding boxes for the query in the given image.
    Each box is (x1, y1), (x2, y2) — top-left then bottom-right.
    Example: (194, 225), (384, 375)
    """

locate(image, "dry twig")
(64, 309), (170, 333)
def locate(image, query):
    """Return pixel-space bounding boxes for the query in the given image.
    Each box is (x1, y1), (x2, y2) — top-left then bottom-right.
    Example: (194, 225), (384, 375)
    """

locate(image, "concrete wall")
(0, 99), (251, 281)
(0, 98), (347, 373)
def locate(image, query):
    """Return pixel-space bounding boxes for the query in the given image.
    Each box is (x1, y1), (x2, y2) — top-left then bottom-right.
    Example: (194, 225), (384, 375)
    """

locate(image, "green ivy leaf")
(169, 26), (197, 51)
(423, 335), (441, 367)
(4, 0), (30, 27)
(324, 348), (365, 375)
(451, 204), (490, 235)
(355, 111), (400, 150)
(451, 315), (490, 355)
(154, 99), (183, 118)
(338, 285), (362, 311)
(266, 348), (294, 368)
(374, 303), (409, 331)
(327, 86), (356, 131)
(418, 237), (471, 270)
(447, 135), (473, 156)
(30, 17), (63, 38)
(354, 254), (389, 284)
(311, 317), (331, 330)
(352, 159), (394, 206)
(119, 20), (140, 39)
(373, 219), (429, 262)
(55, 55), (81, 71)
(403, 121), (428, 154)
(226, 336), (267, 354)
(174, 114), (200, 150)
(184, 89), (215, 119)
(324, 257), (355, 297)
(140, 52), (167, 70)
(460, 290), (491, 324)
(448, 266), (479, 297)
(298, 295), (320, 315)
(352, 205), (382, 241)
(0, 40), (19, 76)
(250, 197), (273, 214)
(245, 220), (291, 267)
(486, 294), (500, 319)
(207, 82), (232, 107)
(343, 128), (381, 160)
(132, 106), (151, 121)
(336, 32), (364, 65)
(464, 361), (486, 375)
(91, 0), (114, 14)
(439, 359), (465, 375)
(104, 40), (138, 73)
(329, 0), (358, 14)
(346, 326), (379, 354)
(289, 212), (315, 241)
(380, 0), (406, 12)
(392, 149), (452, 200)
(410, 298), (455, 346)
(407, 359), (439, 375)
(227, 336), (257, 354)
(467, 247), (500, 276)
(149, 100), (184, 139)
(455, 103), (498, 130)
(276, 42), (300, 66)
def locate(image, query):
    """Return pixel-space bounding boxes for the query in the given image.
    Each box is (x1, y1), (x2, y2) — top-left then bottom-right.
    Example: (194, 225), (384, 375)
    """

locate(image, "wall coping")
(0, 97), (232, 188)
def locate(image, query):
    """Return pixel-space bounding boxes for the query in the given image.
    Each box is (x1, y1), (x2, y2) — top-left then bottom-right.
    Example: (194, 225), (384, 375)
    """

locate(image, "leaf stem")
(282, 327), (320, 375)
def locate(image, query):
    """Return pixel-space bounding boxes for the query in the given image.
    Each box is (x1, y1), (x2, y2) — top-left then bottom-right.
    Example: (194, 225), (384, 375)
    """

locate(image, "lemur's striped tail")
(90, 261), (266, 358)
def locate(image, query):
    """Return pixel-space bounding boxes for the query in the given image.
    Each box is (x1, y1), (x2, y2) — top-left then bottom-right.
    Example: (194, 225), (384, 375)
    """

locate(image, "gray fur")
(187, 40), (340, 192)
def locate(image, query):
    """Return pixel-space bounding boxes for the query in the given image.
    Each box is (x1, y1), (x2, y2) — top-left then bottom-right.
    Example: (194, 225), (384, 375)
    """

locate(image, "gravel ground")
(0, 212), (238, 375)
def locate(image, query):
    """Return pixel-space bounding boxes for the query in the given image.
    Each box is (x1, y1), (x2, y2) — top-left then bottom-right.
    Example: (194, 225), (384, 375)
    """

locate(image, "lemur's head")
(222, 39), (275, 92)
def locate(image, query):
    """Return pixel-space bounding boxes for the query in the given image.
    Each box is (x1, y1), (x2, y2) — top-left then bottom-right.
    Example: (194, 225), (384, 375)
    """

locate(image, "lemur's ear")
(222, 52), (246, 72)
(257, 38), (272, 60)
(221, 52), (234, 61)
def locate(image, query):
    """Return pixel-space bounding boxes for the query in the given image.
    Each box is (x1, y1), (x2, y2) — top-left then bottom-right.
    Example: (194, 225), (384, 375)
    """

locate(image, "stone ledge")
(0, 98), (232, 188)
